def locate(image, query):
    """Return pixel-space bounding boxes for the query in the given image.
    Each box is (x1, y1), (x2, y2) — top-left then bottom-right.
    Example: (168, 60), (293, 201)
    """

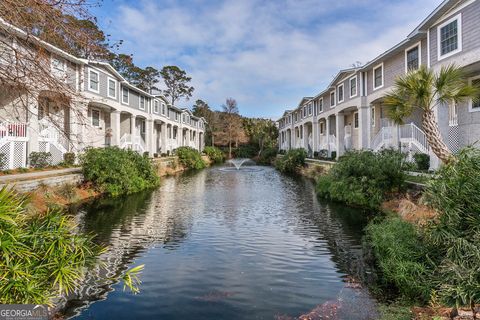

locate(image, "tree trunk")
(422, 109), (453, 163)
(229, 141), (232, 159)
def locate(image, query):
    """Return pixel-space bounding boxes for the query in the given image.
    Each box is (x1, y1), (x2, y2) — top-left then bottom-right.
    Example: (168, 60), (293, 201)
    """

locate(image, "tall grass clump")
(0, 187), (102, 305)
(176, 146), (206, 170)
(275, 148), (307, 174)
(366, 216), (433, 303)
(422, 147), (480, 312)
(203, 146), (224, 164)
(81, 147), (159, 197)
(316, 149), (407, 209)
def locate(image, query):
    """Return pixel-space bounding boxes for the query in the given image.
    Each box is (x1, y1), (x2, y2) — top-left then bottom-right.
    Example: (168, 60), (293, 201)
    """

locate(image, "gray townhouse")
(278, 0), (480, 168)
(0, 18), (205, 169)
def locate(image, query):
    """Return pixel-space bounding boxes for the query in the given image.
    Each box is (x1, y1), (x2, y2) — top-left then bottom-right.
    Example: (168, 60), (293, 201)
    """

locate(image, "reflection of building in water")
(63, 173), (207, 317)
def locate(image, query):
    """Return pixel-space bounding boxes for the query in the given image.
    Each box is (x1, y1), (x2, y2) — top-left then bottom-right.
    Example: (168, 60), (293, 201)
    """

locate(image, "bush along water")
(0, 186), (102, 305)
(365, 147), (480, 316)
(316, 149), (407, 209)
(275, 148), (307, 174)
(176, 146), (206, 170)
(81, 147), (160, 197)
(203, 146), (224, 164)
(256, 147), (277, 165)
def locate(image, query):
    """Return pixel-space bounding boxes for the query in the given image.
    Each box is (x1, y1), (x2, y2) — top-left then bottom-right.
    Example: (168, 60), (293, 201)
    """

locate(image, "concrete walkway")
(0, 167), (81, 184)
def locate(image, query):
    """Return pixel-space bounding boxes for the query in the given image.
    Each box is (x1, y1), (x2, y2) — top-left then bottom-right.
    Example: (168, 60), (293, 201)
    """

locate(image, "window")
(173, 127), (177, 139)
(330, 91), (336, 107)
(350, 76), (357, 98)
(303, 107), (307, 118)
(337, 84), (344, 103)
(122, 87), (129, 104)
(320, 122), (325, 135)
(308, 104), (312, 115)
(318, 98), (323, 113)
(154, 100), (159, 113)
(88, 70), (99, 93)
(405, 43), (420, 71)
(140, 96), (145, 110)
(91, 109), (100, 127)
(373, 63), (384, 90)
(140, 120), (146, 134)
(354, 112), (359, 129)
(438, 14), (462, 59)
(107, 78), (117, 99)
(51, 57), (66, 78)
(175, 112), (179, 121)
(469, 77), (480, 112)
(371, 106), (376, 127)
(162, 103), (166, 114)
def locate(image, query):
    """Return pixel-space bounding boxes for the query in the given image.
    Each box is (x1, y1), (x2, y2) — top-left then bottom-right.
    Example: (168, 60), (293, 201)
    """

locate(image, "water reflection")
(64, 166), (378, 319)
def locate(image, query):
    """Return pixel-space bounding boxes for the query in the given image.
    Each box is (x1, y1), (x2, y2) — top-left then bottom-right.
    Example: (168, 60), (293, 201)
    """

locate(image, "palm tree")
(384, 64), (479, 163)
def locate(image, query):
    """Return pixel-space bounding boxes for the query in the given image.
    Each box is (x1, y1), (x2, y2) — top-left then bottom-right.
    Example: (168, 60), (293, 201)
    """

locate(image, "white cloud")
(100, 0), (442, 118)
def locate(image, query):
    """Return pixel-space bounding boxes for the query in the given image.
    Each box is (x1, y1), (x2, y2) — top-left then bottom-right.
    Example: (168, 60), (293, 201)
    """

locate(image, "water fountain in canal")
(219, 158), (262, 172)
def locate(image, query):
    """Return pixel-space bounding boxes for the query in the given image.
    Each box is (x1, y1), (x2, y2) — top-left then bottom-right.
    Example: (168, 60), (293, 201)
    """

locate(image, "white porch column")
(160, 123), (167, 154)
(110, 110), (121, 147)
(130, 114), (136, 136)
(312, 121), (319, 154)
(336, 113), (345, 159)
(146, 119), (154, 155)
(358, 106), (369, 149)
(326, 116), (331, 156)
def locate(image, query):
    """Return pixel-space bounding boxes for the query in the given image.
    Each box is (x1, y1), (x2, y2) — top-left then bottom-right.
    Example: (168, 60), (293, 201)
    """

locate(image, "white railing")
(132, 135), (145, 153)
(372, 122), (429, 154)
(328, 134), (336, 152)
(0, 122), (28, 139)
(399, 123), (429, 153)
(120, 133), (132, 149)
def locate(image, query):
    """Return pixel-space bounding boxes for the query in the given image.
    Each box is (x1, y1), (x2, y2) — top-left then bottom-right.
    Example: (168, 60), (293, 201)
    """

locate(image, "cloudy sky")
(92, 0), (442, 118)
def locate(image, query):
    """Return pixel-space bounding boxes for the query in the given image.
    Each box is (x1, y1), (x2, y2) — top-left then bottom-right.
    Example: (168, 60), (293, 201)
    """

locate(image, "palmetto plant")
(0, 186), (144, 305)
(384, 64), (479, 163)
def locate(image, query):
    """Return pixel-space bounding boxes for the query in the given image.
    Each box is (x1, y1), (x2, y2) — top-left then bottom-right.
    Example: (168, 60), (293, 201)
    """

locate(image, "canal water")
(64, 166), (379, 319)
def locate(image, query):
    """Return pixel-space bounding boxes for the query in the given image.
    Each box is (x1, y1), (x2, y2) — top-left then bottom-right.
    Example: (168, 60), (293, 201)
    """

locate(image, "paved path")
(0, 167), (81, 184)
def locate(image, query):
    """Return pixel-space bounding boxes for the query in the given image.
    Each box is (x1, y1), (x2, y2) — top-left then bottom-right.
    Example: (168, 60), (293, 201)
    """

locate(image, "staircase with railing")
(38, 120), (69, 164)
(371, 121), (429, 156)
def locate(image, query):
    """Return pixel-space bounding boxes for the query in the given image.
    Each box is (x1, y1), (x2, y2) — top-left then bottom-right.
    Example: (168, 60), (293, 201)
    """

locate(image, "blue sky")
(91, 0), (442, 119)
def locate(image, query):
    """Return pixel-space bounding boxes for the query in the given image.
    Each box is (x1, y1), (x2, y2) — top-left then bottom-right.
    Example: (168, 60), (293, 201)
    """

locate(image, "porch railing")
(0, 122), (28, 139)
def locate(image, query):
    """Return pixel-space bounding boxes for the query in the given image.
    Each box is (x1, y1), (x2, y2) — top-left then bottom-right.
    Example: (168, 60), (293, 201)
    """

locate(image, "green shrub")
(63, 152), (75, 166)
(29, 152), (52, 169)
(413, 153), (430, 171)
(234, 144), (258, 158)
(176, 146), (206, 170)
(423, 147), (480, 309)
(366, 216), (433, 302)
(257, 147), (277, 165)
(275, 148), (306, 174)
(316, 149), (407, 209)
(80, 147), (159, 197)
(204, 146), (224, 164)
(0, 187), (102, 304)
